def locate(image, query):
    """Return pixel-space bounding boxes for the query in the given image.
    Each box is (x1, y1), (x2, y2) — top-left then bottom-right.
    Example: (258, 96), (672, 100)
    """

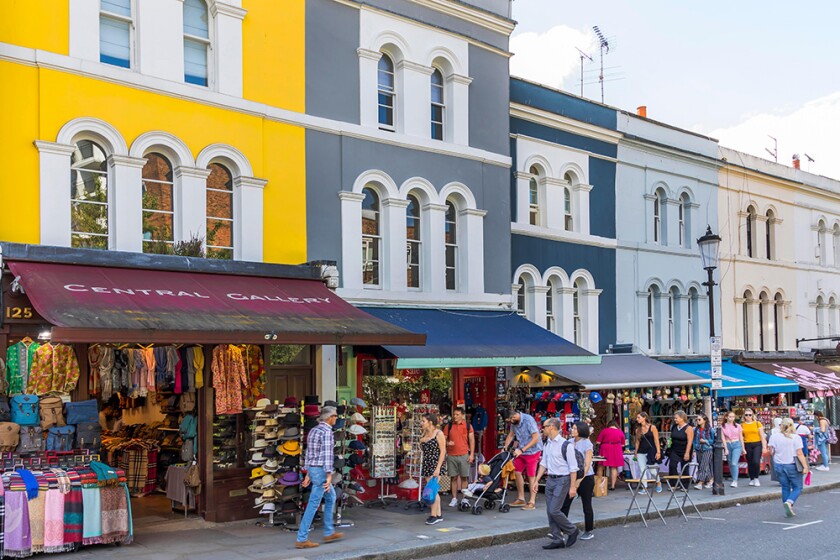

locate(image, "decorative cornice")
(356, 48), (383, 61)
(573, 183), (593, 193)
(459, 208), (487, 218)
(339, 192), (367, 202)
(512, 223), (617, 250)
(422, 203), (449, 213)
(510, 103), (621, 145)
(174, 166), (212, 180)
(403, 0), (516, 36)
(107, 154), (146, 168)
(234, 176), (268, 190)
(583, 289), (603, 296)
(514, 171), (535, 181)
(397, 60), (434, 75)
(383, 198), (410, 208)
(209, 1), (247, 20)
(448, 74), (473, 86)
(33, 140), (75, 156)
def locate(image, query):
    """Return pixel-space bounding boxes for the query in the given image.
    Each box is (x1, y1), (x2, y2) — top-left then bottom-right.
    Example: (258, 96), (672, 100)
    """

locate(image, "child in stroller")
(459, 449), (514, 515)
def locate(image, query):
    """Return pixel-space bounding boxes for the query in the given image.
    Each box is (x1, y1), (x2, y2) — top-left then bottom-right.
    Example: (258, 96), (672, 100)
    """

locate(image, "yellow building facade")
(0, 0), (307, 264)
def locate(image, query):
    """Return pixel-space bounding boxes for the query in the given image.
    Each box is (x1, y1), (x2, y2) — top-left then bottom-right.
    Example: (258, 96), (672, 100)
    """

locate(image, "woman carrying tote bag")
(768, 418), (809, 518)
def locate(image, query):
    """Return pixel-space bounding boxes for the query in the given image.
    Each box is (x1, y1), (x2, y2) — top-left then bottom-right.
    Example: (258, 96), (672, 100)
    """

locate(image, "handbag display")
(0, 397), (10, 422)
(10, 395), (40, 426)
(17, 425), (44, 454)
(75, 422), (102, 451)
(39, 396), (66, 429)
(46, 425), (76, 452)
(0, 422), (21, 452)
(65, 399), (99, 425)
(593, 474), (609, 497)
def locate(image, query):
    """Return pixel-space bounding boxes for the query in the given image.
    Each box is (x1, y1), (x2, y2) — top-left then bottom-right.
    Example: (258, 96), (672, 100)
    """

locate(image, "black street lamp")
(697, 225), (724, 496)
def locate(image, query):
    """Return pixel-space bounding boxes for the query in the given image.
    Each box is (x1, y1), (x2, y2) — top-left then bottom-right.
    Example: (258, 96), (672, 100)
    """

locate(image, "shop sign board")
(710, 336), (722, 369)
(1, 274), (44, 324)
(711, 379), (723, 390)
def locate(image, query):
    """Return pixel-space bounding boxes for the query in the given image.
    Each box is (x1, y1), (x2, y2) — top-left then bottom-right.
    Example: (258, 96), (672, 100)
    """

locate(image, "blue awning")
(533, 354), (707, 390)
(358, 307), (600, 369)
(665, 359), (799, 397)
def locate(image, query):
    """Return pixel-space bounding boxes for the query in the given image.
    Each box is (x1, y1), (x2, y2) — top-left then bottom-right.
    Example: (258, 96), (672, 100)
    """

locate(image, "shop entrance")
(453, 368), (497, 461)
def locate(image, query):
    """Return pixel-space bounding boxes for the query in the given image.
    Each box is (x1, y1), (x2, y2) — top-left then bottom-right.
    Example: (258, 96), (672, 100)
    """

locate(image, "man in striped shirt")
(297, 406), (341, 549)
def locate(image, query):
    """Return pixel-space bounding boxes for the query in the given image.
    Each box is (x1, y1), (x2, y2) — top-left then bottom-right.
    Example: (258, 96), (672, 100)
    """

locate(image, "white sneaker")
(704, 482), (714, 489)
(815, 466), (829, 471)
(754, 480), (760, 487)
(693, 483), (703, 490)
(448, 498), (458, 508)
(462, 490), (475, 498)
(748, 479), (756, 486)
(730, 481), (738, 488)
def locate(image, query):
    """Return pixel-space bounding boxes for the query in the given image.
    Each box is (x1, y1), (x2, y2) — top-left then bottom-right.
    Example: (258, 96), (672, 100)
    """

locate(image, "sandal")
(523, 502), (536, 510)
(510, 499), (527, 507)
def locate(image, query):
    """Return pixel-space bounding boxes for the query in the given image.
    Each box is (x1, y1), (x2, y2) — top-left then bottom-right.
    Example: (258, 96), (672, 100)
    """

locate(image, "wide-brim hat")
(284, 397), (299, 408)
(249, 439), (268, 451)
(251, 467), (267, 479)
(349, 424), (367, 435)
(279, 427), (299, 440)
(348, 453), (365, 466)
(261, 474), (276, 488)
(333, 418), (346, 431)
(262, 446), (278, 458)
(248, 452), (266, 465)
(349, 440), (367, 452)
(283, 412), (300, 427)
(263, 458), (280, 472)
(278, 471), (301, 486)
(249, 398), (271, 411)
(304, 395), (320, 406)
(279, 441), (301, 456)
(334, 457), (346, 470)
(350, 412), (367, 424)
(248, 482), (265, 493)
(264, 404), (278, 413)
(324, 400), (339, 408)
(304, 405), (320, 417)
(282, 454), (300, 468)
(350, 397), (367, 408)
(259, 503), (276, 514)
(265, 418), (279, 427)
(264, 429), (280, 441)
(280, 484), (300, 498)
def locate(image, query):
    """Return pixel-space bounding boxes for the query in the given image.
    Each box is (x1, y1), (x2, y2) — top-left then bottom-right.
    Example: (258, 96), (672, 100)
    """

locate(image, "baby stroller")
(459, 448), (514, 515)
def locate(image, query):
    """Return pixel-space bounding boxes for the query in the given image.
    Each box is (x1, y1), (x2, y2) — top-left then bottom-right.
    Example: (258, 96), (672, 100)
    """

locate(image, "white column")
(514, 172), (531, 225)
(69, 0), (99, 62)
(676, 294), (689, 353)
(460, 208), (486, 294)
(531, 286), (549, 328)
(585, 289), (602, 352)
(755, 214), (768, 261)
(425, 203), (447, 293)
(357, 48), (382, 128)
(665, 199), (680, 247)
(575, 183), (593, 235)
(35, 141), (75, 247)
(637, 291), (651, 352)
(561, 287), (577, 342)
(235, 176), (267, 262)
(174, 166), (211, 245)
(449, 74), (472, 146)
(136, 0), (182, 82)
(644, 194), (656, 243)
(339, 192), (366, 290)
(383, 198), (409, 292)
(211, 2), (247, 97)
(316, 345), (337, 402)
(737, 211), (749, 256)
(657, 293), (670, 354)
(544, 177), (565, 230)
(109, 154), (146, 253)
(399, 61), (434, 138)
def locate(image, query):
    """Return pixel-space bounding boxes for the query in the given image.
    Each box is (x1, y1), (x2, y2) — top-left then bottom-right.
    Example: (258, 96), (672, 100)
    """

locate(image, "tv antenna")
(575, 47), (593, 97)
(592, 25), (610, 103)
(765, 135), (778, 163)
(804, 153), (815, 172)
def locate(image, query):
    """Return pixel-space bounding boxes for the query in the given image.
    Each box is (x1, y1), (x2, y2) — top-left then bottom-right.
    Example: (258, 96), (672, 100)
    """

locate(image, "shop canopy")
(357, 307), (599, 369)
(741, 360), (840, 397)
(532, 354), (705, 390)
(665, 359), (799, 397)
(6, 261), (424, 346)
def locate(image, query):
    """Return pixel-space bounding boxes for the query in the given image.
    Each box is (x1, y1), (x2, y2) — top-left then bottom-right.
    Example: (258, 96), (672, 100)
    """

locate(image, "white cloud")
(709, 92), (840, 180)
(510, 26), (596, 90)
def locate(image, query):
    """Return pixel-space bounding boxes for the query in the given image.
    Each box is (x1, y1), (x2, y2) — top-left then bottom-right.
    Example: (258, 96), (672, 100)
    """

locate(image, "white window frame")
(742, 292), (752, 350)
(746, 207), (755, 257)
(70, 139), (111, 249)
(667, 292), (675, 352)
(362, 188), (383, 287)
(99, 0), (134, 69)
(546, 283), (555, 332)
(183, 0), (212, 88)
(687, 293), (694, 353)
(406, 194), (422, 289)
(647, 288), (655, 351)
(564, 187), (573, 232)
(377, 53), (396, 131)
(444, 200), (459, 291)
(653, 194), (662, 244)
(205, 162), (235, 259)
(528, 171), (540, 227)
(430, 68), (445, 141)
(573, 282), (582, 346)
(141, 152), (176, 253)
(516, 278), (527, 317)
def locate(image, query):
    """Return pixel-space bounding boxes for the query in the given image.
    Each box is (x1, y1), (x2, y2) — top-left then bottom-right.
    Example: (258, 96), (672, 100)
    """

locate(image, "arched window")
(833, 224), (840, 267)
(563, 172), (575, 231)
(529, 165), (541, 226)
(444, 201), (458, 291)
(679, 193), (690, 247)
(758, 291), (768, 351)
(816, 295), (825, 337)
(573, 279), (583, 346)
(746, 206), (756, 257)
(406, 194), (421, 289)
(206, 163), (234, 259)
(546, 280), (555, 332)
(100, 0), (132, 68)
(687, 288), (698, 353)
(361, 187), (381, 286)
(142, 152), (175, 254)
(765, 209), (775, 260)
(667, 289), (677, 352)
(647, 287), (657, 351)
(70, 140), (109, 249)
(773, 293), (784, 351)
(183, 0), (210, 86)
(743, 290), (753, 350)
(430, 68), (445, 140)
(516, 277), (527, 318)
(377, 54), (395, 130)
(653, 189), (666, 244)
(829, 296), (837, 338)
(818, 220), (827, 265)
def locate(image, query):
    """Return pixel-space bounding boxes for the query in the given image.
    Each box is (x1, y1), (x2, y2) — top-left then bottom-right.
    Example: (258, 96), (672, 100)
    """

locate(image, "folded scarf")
(15, 470), (38, 501)
(89, 462), (119, 483)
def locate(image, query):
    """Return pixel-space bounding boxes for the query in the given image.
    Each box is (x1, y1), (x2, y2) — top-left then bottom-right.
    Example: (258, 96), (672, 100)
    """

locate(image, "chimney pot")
(637, 105), (647, 118)
(792, 154), (800, 170)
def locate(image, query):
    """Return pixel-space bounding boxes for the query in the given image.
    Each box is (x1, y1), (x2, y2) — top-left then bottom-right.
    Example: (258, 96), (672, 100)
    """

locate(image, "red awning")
(743, 361), (840, 397)
(6, 261), (424, 346)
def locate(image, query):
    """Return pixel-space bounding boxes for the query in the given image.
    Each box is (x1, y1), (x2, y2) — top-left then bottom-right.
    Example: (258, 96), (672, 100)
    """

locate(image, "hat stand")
(334, 399), (357, 529)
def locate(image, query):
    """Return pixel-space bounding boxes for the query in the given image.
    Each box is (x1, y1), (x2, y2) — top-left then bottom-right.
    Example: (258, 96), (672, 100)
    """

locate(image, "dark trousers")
(545, 475), (577, 542)
(668, 450), (688, 476)
(561, 474), (594, 532)
(745, 442), (763, 480)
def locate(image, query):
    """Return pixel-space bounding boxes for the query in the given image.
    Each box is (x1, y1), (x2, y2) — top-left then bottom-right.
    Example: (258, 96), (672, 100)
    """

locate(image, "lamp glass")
(697, 227), (721, 270)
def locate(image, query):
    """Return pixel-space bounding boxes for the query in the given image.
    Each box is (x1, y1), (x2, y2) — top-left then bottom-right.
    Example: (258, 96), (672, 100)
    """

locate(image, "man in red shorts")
(504, 411), (543, 510)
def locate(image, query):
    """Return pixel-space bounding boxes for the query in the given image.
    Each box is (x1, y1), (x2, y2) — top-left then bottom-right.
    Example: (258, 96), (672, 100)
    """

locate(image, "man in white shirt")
(535, 417), (579, 549)
(795, 417), (811, 458)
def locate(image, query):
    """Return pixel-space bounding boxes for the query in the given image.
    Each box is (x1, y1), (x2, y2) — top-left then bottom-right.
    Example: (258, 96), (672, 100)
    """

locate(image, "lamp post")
(697, 225), (724, 496)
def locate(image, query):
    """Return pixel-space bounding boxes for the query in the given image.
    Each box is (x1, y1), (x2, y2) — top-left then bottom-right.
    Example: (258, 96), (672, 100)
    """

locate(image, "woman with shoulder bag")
(560, 422), (596, 541)
(721, 411), (745, 487)
(634, 412), (661, 494)
(741, 408), (767, 486)
(692, 414), (715, 490)
(668, 411), (694, 477)
(768, 418), (808, 517)
(814, 411), (831, 471)
(420, 413), (447, 525)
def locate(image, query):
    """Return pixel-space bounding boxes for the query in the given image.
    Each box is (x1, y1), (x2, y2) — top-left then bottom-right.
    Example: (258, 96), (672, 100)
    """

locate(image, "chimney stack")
(637, 105), (647, 118)
(792, 154), (800, 170)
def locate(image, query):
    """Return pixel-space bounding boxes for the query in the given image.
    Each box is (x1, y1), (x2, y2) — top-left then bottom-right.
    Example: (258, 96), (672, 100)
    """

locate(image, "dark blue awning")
(358, 307), (599, 369)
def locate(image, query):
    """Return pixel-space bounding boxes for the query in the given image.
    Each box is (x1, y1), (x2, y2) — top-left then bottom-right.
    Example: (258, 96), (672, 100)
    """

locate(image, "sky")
(510, 1), (840, 179)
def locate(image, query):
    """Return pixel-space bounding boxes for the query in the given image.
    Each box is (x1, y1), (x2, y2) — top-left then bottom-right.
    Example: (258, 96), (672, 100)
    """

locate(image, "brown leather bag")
(0, 422), (21, 452)
(39, 396), (66, 429)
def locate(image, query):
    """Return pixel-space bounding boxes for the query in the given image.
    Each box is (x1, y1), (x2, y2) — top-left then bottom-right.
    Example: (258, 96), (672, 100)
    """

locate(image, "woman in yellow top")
(741, 408), (767, 486)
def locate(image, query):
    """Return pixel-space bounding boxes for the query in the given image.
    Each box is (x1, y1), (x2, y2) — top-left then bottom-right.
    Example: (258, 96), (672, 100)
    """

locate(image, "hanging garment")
(100, 486), (129, 544)
(165, 346), (180, 393)
(6, 341), (41, 395)
(212, 344), (249, 415)
(4, 491), (31, 558)
(193, 347), (205, 389)
(241, 345), (265, 409)
(43, 489), (67, 553)
(153, 347), (168, 392)
(27, 343), (81, 395)
(112, 350), (129, 396)
(28, 492), (45, 553)
(81, 487), (102, 546)
(185, 347), (197, 393)
(141, 348), (156, 394)
(132, 349), (146, 398)
(98, 347), (115, 402)
(87, 346), (103, 395)
(62, 477), (83, 546)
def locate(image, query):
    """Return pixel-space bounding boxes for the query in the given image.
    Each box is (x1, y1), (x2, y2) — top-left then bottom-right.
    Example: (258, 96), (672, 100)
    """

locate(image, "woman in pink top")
(597, 421), (626, 490)
(722, 412), (745, 487)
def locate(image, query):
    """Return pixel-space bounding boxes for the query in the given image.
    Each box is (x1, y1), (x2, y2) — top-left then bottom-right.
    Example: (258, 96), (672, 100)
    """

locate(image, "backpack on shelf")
(10, 395), (40, 426)
(75, 423), (102, 451)
(65, 399), (99, 425)
(17, 426), (44, 454)
(46, 425), (75, 452)
(39, 396), (66, 429)
(0, 422), (20, 452)
(0, 397), (10, 422)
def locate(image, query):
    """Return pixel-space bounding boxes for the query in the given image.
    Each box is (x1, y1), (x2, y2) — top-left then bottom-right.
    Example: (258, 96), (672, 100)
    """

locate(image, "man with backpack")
(443, 406), (475, 508)
(535, 417), (580, 550)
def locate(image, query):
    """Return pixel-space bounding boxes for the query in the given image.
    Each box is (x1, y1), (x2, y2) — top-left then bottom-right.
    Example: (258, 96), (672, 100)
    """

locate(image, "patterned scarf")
(28, 493), (45, 553)
(62, 486), (83, 545)
(100, 486), (129, 544)
(4, 491), (31, 558)
(43, 489), (68, 553)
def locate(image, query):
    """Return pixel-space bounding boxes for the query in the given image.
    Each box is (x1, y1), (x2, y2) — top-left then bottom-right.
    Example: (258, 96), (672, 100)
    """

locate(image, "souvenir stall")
(0, 242), (423, 549)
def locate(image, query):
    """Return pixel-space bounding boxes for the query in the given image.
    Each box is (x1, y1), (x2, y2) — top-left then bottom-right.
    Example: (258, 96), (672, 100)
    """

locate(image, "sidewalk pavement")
(62, 467), (840, 560)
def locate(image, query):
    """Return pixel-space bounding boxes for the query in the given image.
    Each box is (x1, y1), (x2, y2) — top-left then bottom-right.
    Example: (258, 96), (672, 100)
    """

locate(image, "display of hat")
(248, 482), (265, 493)
(265, 418), (279, 427)
(279, 440), (301, 456)
(259, 502), (276, 514)
(263, 458), (280, 472)
(283, 412), (300, 427)
(333, 418), (346, 431)
(261, 488), (276, 500)
(303, 418), (318, 432)
(254, 424), (266, 434)
(348, 453), (365, 466)
(350, 397), (367, 408)
(262, 446), (278, 458)
(350, 412), (367, 424)
(348, 424), (368, 436)
(280, 485), (301, 500)
(261, 474), (276, 488)
(264, 404), (278, 413)
(304, 395), (320, 406)
(279, 426), (299, 440)
(264, 429), (280, 441)
(398, 478), (419, 489)
(278, 471), (301, 486)
(250, 398), (271, 411)
(348, 440), (367, 451)
(589, 391), (603, 403)
(284, 396), (299, 408)
(255, 411), (271, 419)
(324, 400), (339, 408)
(249, 439), (268, 451)
(304, 404), (320, 417)
(337, 405), (347, 415)
(334, 457), (346, 470)
(280, 500), (299, 513)
(248, 452), (267, 465)
(250, 467), (267, 479)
